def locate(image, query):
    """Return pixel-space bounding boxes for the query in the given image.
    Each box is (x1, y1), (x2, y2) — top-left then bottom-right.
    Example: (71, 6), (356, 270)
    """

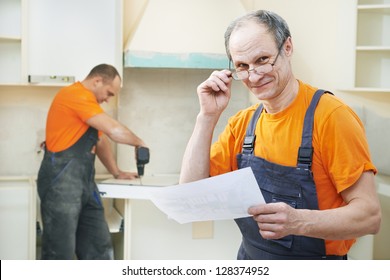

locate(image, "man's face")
(229, 21), (291, 101)
(94, 76), (121, 104)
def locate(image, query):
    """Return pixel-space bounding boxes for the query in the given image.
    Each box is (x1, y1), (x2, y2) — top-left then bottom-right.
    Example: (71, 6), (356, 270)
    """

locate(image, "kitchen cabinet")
(344, 0), (390, 92)
(0, 0), (24, 84)
(355, 0), (390, 91)
(0, 0), (123, 86)
(26, 0), (123, 84)
(97, 175), (180, 260)
(0, 177), (36, 260)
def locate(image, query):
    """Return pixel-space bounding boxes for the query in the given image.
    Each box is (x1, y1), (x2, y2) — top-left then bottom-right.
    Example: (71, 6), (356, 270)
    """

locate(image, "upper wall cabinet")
(0, 0), (23, 84)
(0, 0), (122, 86)
(319, 0), (390, 94)
(354, 0), (390, 92)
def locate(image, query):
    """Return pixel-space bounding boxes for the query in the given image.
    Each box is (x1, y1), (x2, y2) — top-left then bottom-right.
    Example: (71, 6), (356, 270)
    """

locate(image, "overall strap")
(297, 89), (332, 170)
(242, 104), (263, 154)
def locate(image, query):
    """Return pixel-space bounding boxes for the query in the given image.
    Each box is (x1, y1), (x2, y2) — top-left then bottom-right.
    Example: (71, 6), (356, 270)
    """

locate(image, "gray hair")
(224, 10), (291, 61)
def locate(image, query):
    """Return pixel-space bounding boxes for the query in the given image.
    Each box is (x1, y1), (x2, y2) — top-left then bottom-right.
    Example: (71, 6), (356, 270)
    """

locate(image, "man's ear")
(92, 76), (103, 88)
(284, 36), (293, 57)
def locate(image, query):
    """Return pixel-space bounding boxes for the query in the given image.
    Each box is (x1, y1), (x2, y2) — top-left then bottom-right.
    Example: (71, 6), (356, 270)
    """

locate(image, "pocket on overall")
(259, 175), (302, 249)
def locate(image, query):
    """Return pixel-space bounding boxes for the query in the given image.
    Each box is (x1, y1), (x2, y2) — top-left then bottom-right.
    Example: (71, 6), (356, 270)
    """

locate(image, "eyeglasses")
(229, 43), (283, 81)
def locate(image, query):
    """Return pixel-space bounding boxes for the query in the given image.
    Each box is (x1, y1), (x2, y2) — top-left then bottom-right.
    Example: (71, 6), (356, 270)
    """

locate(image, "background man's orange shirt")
(210, 80), (376, 256)
(45, 82), (104, 152)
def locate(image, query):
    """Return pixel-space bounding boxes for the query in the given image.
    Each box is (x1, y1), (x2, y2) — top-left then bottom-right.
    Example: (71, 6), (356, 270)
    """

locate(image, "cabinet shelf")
(0, 36), (21, 42)
(339, 87), (390, 93)
(358, 0), (390, 4)
(356, 46), (390, 51)
(0, 83), (70, 88)
(358, 4), (390, 13)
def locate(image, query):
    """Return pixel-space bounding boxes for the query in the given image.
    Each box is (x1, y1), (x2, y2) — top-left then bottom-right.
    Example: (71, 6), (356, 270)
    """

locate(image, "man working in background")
(37, 64), (147, 259)
(180, 10), (381, 259)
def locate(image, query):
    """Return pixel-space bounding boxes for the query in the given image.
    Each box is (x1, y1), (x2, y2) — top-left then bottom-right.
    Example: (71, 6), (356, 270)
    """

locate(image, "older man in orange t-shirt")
(180, 11), (381, 259)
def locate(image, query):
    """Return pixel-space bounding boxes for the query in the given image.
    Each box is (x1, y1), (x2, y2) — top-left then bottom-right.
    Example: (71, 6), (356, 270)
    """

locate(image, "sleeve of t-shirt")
(210, 106), (258, 177)
(69, 90), (104, 122)
(210, 124), (236, 176)
(319, 104), (377, 193)
(64, 88), (104, 138)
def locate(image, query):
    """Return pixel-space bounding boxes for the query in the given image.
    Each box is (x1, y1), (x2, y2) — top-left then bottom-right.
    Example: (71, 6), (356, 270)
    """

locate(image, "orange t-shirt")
(210, 80), (376, 256)
(45, 82), (104, 152)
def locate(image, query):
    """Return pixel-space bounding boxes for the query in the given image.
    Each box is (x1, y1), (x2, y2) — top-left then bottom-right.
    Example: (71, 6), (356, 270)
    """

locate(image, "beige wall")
(0, 86), (52, 176)
(116, 68), (249, 175)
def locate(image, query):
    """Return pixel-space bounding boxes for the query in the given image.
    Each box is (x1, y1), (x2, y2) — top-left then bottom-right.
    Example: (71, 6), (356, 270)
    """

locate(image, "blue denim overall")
(235, 90), (346, 260)
(37, 127), (113, 260)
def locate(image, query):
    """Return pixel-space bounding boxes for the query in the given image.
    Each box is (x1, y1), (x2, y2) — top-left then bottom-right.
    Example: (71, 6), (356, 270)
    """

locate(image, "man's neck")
(262, 78), (299, 114)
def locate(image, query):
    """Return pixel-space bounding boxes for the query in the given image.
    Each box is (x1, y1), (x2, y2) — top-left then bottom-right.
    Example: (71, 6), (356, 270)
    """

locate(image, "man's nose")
(248, 70), (265, 82)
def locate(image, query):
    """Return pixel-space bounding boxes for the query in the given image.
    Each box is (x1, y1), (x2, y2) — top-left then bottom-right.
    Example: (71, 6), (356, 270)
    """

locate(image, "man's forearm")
(96, 134), (120, 176)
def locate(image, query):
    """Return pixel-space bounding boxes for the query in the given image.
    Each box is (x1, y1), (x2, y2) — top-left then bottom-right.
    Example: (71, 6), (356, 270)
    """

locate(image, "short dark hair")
(86, 64), (121, 84)
(224, 10), (291, 61)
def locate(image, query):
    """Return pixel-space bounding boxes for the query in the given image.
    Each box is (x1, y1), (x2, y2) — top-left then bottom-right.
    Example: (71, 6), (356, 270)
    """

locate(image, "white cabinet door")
(0, 177), (36, 260)
(26, 0), (122, 83)
(0, 0), (22, 84)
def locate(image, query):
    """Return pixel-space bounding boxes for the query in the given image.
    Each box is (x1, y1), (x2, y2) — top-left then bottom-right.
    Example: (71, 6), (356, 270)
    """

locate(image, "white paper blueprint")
(150, 167), (265, 224)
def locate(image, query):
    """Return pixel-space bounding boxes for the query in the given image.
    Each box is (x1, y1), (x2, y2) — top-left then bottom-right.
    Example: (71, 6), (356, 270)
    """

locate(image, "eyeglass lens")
(232, 64), (273, 80)
(230, 41), (284, 81)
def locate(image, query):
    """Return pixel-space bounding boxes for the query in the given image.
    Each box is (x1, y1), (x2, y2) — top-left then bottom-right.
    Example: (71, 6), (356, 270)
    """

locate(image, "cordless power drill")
(136, 146), (150, 177)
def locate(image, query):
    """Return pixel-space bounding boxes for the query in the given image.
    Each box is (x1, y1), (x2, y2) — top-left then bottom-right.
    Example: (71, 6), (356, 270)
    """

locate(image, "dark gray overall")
(235, 90), (346, 260)
(37, 127), (113, 260)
